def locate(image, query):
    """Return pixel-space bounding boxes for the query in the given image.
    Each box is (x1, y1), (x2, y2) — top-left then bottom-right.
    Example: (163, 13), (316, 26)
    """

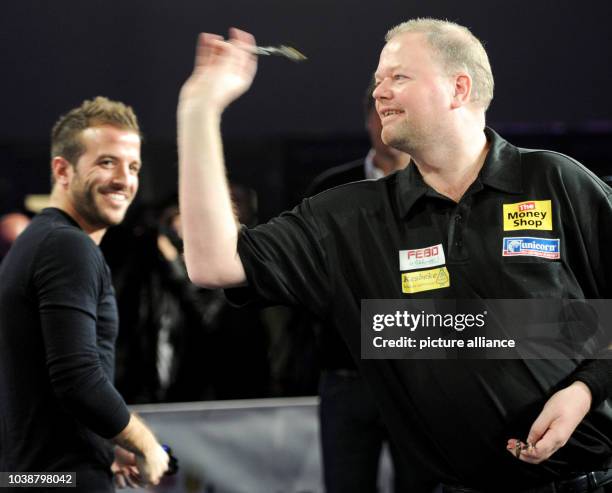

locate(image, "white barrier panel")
(128, 397), (394, 493)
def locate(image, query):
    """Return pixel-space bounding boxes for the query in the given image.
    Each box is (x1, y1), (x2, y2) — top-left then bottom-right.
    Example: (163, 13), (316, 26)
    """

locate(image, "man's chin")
(383, 134), (405, 153)
(103, 213), (127, 227)
(94, 200), (131, 226)
(93, 208), (128, 228)
(381, 127), (403, 147)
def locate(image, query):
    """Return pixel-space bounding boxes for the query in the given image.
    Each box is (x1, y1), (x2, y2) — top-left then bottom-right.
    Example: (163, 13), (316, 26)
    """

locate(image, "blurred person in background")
(0, 211), (31, 262)
(108, 199), (207, 403)
(199, 182), (271, 401)
(109, 182), (269, 403)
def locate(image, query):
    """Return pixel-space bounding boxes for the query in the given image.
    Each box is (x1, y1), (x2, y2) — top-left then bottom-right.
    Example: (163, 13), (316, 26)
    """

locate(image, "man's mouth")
(101, 191), (130, 206)
(381, 110), (404, 117)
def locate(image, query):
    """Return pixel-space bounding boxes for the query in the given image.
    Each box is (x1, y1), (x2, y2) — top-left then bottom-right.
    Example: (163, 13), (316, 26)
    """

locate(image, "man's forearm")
(178, 108), (242, 287)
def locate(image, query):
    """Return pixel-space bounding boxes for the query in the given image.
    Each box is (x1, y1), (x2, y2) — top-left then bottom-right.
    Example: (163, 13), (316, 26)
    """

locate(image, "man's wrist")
(113, 413), (159, 457)
(178, 101), (223, 122)
(569, 380), (593, 412)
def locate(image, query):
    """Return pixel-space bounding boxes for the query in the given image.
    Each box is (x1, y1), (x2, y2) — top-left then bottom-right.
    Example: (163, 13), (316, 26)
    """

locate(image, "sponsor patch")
(502, 237), (560, 259)
(503, 200), (552, 231)
(401, 267), (450, 294)
(399, 243), (445, 271)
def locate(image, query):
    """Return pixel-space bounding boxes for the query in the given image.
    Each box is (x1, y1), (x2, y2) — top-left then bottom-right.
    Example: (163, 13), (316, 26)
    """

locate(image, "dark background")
(1, 0), (611, 219)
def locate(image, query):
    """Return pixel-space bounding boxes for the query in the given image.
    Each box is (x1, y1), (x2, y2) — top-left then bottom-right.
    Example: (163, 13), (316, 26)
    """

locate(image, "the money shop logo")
(503, 200), (552, 231)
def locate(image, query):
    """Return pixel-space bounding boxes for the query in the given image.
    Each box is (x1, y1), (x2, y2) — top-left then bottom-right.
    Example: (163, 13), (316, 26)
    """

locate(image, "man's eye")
(100, 159), (114, 167)
(393, 74), (407, 81)
(130, 164), (141, 174)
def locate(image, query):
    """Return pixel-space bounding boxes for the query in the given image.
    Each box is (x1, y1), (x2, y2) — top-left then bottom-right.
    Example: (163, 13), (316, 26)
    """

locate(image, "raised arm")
(178, 28), (257, 288)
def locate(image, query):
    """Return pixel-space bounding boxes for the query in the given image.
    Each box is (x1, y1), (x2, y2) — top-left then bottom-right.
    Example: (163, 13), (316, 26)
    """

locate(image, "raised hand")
(179, 28), (258, 114)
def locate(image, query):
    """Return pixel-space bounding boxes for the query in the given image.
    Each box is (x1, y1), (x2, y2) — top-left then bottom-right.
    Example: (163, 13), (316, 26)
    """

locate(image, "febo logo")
(518, 202), (535, 212)
(399, 243), (445, 271)
(407, 245), (439, 259)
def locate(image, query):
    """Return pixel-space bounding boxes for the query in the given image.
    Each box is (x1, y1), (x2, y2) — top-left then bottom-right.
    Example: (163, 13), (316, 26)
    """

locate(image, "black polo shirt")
(234, 128), (612, 490)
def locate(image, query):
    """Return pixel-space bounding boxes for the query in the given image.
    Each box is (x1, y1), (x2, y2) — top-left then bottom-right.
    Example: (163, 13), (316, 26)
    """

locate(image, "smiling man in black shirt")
(0, 97), (169, 491)
(177, 19), (612, 493)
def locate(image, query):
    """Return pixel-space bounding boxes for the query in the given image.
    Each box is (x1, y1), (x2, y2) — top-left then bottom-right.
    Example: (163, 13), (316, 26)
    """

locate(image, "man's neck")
(49, 193), (106, 245)
(412, 128), (489, 203)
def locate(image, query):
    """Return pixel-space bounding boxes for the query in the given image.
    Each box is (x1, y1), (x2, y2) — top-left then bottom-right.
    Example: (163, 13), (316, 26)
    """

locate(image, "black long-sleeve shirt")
(0, 208), (130, 482)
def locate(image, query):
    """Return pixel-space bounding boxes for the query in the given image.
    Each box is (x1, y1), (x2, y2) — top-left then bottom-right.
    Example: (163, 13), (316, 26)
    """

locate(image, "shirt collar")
(396, 127), (523, 217)
(42, 207), (83, 229)
(479, 127), (523, 195)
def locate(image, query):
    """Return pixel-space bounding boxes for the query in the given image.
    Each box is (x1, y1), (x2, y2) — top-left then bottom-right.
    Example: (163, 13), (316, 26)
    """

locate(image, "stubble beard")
(382, 117), (444, 157)
(382, 119), (424, 155)
(71, 180), (127, 230)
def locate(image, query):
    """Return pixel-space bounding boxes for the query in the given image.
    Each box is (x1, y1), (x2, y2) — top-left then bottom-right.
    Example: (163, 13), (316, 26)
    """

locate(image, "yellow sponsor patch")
(503, 200), (552, 231)
(401, 267), (450, 294)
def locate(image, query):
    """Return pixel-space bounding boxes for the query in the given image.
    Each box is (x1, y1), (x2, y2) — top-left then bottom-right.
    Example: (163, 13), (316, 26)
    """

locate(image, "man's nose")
(110, 163), (131, 186)
(372, 79), (390, 100)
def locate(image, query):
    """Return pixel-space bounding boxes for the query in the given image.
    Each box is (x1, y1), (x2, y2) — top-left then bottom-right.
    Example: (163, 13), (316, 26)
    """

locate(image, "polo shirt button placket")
(451, 210), (467, 259)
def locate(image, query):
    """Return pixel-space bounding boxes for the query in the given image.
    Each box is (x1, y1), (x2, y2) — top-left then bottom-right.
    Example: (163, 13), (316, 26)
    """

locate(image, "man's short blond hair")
(50, 96), (140, 164)
(386, 18), (494, 110)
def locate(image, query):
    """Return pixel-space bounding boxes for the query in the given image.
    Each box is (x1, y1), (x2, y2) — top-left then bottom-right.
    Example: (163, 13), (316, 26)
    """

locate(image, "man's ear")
(451, 73), (472, 109)
(51, 156), (72, 187)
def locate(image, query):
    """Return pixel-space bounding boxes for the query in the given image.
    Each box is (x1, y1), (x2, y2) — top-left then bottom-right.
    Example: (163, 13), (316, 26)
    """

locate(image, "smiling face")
(366, 106), (407, 162)
(62, 125), (141, 233)
(373, 32), (455, 154)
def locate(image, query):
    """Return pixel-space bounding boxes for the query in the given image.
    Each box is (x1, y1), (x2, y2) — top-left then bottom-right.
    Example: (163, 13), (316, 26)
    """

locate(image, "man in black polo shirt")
(177, 21), (612, 492)
(0, 97), (169, 491)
